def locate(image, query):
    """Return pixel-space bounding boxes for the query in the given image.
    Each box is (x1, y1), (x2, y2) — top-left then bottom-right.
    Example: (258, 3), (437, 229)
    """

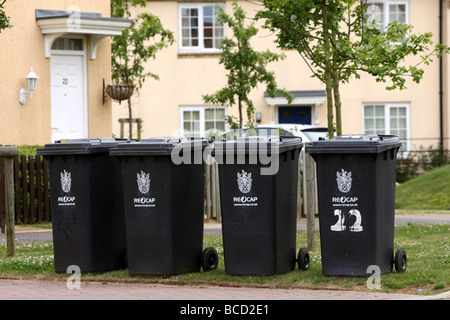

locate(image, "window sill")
(178, 52), (222, 58)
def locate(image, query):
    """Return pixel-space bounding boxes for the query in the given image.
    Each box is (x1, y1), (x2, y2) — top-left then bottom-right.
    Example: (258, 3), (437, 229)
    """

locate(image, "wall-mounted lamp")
(19, 67), (39, 105)
(256, 111), (262, 123)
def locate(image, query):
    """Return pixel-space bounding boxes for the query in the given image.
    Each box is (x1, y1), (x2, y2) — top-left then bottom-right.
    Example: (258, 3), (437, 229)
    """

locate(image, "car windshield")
(221, 126), (330, 140)
(245, 128), (293, 137)
(301, 128), (329, 141)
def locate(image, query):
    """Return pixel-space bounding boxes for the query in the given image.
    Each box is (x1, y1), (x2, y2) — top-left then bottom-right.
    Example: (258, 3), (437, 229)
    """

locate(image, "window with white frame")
(181, 106), (226, 137)
(365, 0), (408, 31)
(363, 103), (410, 152)
(178, 3), (225, 54)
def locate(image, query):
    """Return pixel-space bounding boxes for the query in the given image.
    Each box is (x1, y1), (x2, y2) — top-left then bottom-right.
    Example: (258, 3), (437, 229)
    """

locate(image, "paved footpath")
(0, 279), (448, 301)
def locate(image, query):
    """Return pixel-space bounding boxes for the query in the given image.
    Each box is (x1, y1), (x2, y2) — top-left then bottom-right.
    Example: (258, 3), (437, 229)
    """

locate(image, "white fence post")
(204, 156), (221, 221)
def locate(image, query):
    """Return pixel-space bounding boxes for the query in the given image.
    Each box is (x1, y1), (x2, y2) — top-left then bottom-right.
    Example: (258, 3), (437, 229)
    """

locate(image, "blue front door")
(278, 106), (312, 124)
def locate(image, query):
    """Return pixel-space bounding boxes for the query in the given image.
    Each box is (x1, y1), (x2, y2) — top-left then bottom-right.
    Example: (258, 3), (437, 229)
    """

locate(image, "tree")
(0, 0), (12, 32)
(203, 0), (292, 129)
(258, 0), (449, 137)
(111, 0), (174, 138)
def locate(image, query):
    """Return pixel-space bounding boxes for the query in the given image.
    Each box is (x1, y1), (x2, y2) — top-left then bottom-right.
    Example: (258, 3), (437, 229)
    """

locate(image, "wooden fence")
(0, 156), (51, 232)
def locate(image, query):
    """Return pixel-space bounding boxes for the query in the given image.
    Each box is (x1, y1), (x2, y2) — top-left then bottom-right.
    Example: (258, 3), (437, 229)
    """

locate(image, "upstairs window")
(179, 3), (225, 54)
(365, 1), (408, 32)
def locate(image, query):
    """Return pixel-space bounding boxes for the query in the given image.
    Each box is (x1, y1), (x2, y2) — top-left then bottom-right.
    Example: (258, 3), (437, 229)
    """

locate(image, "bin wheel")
(297, 247), (310, 271)
(394, 248), (407, 272)
(201, 247), (218, 272)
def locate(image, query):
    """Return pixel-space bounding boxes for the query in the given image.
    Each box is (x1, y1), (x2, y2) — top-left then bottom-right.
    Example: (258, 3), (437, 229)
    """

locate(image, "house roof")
(35, 9), (132, 59)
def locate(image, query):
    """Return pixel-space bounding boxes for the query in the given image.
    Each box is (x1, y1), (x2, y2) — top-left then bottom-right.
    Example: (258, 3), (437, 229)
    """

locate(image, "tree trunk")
(125, 40), (133, 139)
(128, 97), (133, 139)
(238, 98), (243, 129)
(321, 0), (334, 138)
(332, 70), (342, 136)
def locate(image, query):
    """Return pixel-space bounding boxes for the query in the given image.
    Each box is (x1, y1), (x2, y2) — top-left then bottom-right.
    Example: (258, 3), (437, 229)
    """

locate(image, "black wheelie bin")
(306, 134), (407, 276)
(37, 138), (129, 273)
(212, 136), (309, 276)
(109, 137), (218, 276)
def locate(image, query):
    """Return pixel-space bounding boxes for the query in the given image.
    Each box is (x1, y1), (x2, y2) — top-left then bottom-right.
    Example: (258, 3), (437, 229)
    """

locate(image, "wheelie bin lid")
(212, 136), (302, 155)
(37, 138), (134, 156)
(305, 134), (402, 154)
(109, 137), (209, 156)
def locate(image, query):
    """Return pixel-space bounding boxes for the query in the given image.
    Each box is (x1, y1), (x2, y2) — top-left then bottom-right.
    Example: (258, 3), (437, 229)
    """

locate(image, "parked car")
(219, 124), (332, 174)
(221, 124), (331, 143)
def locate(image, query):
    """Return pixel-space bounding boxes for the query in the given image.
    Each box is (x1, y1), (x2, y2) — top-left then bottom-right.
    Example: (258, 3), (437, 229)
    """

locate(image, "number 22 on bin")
(330, 209), (363, 232)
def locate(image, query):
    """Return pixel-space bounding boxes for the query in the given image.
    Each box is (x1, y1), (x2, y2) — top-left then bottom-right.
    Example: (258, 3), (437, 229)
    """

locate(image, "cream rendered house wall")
(113, 0), (448, 150)
(0, 0), (113, 145)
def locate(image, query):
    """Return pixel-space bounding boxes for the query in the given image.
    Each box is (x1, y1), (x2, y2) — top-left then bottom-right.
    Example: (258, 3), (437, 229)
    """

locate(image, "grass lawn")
(396, 164), (450, 210)
(0, 223), (448, 296)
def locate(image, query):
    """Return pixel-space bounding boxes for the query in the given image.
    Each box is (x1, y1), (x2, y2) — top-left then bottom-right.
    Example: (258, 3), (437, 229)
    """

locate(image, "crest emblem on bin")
(336, 169), (352, 193)
(137, 170), (150, 194)
(60, 170), (72, 193)
(237, 170), (252, 194)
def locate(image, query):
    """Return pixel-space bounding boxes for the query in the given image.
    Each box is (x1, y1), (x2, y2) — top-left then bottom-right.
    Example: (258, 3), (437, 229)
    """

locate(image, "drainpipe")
(439, 0), (444, 159)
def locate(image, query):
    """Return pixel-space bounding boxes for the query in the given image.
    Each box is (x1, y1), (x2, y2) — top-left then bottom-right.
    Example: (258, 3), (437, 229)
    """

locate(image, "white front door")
(50, 53), (87, 142)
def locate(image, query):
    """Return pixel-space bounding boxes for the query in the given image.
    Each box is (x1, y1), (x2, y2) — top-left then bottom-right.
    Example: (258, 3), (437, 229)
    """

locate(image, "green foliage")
(0, 0), (12, 32)
(397, 146), (450, 183)
(110, 0), (174, 88)
(17, 145), (42, 156)
(203, 0), (292, 128)
(258, 0), (449, 136)
(0, 243), (54, 273)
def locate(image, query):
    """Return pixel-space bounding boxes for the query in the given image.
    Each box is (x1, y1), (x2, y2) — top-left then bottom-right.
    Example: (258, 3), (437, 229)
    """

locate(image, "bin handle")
(88, 138), (102, 145)
(168, 138), (182, 144)
(268, 136), (281, 142)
